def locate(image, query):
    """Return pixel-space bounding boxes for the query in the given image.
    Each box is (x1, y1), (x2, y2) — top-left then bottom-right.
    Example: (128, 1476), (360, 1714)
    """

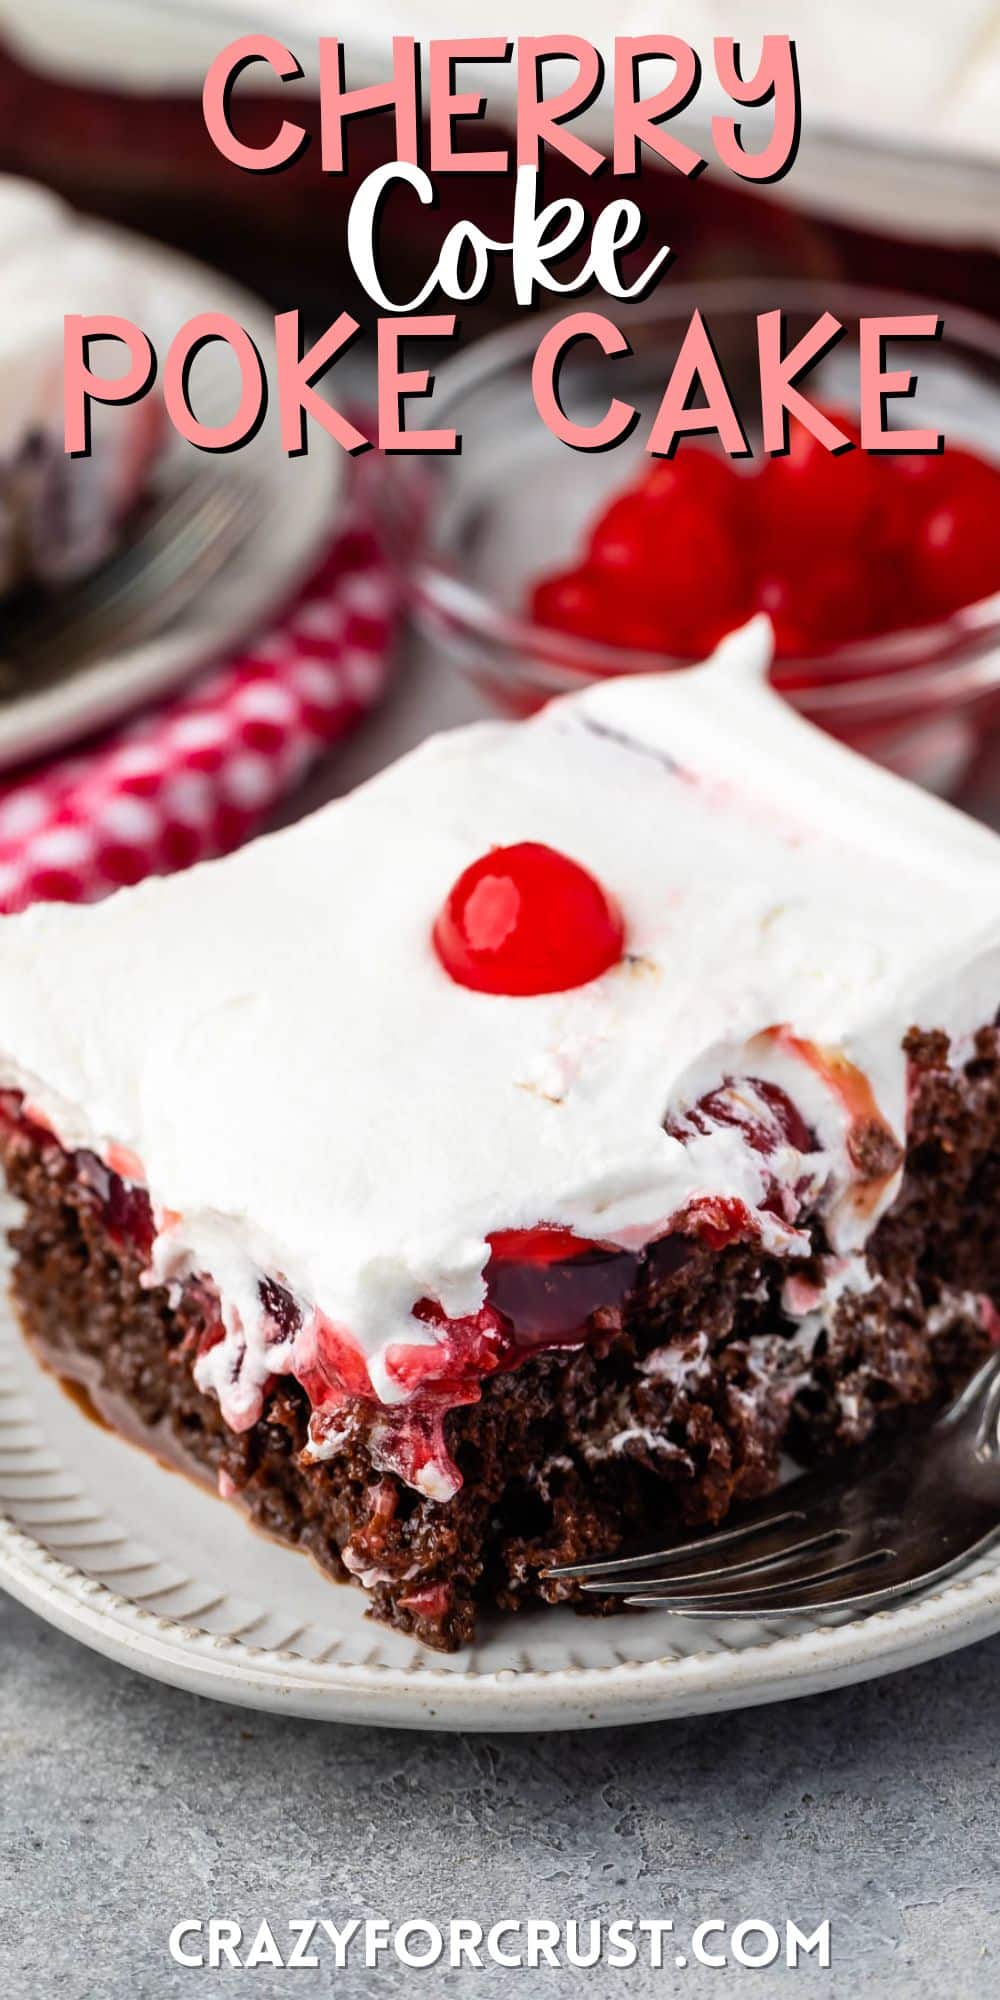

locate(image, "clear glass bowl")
(394, 281), (1000, 796)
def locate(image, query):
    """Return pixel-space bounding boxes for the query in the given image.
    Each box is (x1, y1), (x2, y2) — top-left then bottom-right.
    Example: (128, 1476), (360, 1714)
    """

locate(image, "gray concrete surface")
(2, 1589), (999, 2000)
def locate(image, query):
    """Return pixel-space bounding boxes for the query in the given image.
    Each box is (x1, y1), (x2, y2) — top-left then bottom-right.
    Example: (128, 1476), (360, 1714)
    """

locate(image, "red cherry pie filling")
(530, 414), (1000, 676)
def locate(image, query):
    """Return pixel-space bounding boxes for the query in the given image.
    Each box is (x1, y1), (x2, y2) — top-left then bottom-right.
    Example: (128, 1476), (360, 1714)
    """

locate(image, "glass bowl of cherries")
(405, 282), (1000, 795)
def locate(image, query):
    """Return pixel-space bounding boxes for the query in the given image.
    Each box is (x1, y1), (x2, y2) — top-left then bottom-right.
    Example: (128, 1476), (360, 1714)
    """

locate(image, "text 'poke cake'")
(0, 620), (997, 1648)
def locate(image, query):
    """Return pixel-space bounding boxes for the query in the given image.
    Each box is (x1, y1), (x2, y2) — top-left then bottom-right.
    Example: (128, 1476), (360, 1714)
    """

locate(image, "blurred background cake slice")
(0, 175), (162, 600)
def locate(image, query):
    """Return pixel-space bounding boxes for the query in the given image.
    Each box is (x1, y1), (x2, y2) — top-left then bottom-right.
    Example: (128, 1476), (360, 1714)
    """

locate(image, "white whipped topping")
(0, 620), (999, 1432)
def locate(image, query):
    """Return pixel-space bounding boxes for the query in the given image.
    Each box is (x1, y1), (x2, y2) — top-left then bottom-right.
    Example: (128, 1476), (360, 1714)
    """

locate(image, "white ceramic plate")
(3, 1294), (1000, 1730)
(0, 225), (341, 770)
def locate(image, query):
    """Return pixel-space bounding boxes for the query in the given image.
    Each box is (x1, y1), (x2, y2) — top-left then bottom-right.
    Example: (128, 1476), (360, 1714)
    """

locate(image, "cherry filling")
(258, 1275), (303, 1345)
(74, 1152), (156, 1258)
(665, 1074), (823, 1246)
(484, 1229), (641, 1345)
(0, 1091), (156, 1258)
(530, 420), (1000, 668)
(297, 1231), (702, 1497)
(761, 1029), (903, 1220)
(667, 1074), (816, 1157)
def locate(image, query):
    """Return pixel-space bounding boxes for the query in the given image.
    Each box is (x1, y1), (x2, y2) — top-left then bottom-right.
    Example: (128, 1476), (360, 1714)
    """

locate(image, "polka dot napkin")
(0, 518), (398, 915)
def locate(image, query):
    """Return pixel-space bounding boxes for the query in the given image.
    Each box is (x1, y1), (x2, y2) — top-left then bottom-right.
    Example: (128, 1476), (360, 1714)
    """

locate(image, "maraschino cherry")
(433, 840), (624, 995)
(530, 419), (1000, 667)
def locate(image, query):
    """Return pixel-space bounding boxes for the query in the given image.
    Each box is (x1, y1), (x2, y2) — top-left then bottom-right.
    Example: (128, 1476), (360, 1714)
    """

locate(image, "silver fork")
(543, 1350), (1000, 1618)
(0, 473), (261, 694)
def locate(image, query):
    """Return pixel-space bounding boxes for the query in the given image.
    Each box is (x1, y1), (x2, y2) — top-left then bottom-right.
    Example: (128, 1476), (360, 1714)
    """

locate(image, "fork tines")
(0, 473), (260, 690)
(541, 1355), (1000, 1619)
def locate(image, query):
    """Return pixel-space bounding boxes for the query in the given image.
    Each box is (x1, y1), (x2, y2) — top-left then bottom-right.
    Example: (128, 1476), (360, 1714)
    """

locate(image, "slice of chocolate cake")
(0, 177), (161, 600)
(0, 619), (997, 1649)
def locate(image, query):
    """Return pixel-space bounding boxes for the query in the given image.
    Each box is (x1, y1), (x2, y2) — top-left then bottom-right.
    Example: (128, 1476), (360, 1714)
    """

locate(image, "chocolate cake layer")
(3, 1024), (998, 1651)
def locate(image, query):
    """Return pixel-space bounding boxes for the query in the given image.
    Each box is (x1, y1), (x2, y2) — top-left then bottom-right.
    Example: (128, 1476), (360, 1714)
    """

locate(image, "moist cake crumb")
(3, 1021), (996, 1651)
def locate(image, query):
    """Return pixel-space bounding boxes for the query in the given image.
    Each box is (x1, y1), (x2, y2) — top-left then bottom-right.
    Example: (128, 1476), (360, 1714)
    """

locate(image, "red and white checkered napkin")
(0, 519), (398, 915)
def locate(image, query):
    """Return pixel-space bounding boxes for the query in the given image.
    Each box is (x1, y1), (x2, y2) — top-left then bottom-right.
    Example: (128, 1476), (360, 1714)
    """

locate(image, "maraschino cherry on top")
(433, 840), (625, 997)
